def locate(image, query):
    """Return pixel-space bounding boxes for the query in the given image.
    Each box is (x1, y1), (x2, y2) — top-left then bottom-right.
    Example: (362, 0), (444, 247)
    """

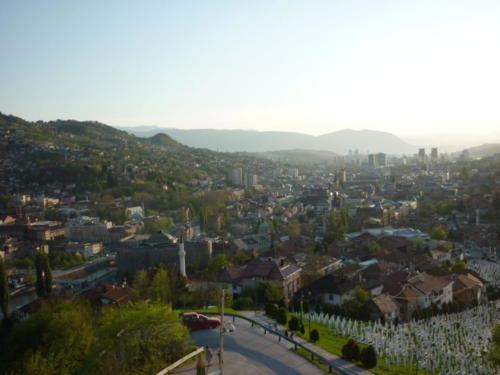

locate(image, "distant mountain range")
(461, 143), (500, 159)
(116, 126), (417, 155)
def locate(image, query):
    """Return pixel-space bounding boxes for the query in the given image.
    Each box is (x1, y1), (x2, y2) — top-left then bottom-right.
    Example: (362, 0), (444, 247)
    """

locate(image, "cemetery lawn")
(293, 316), (435, 375)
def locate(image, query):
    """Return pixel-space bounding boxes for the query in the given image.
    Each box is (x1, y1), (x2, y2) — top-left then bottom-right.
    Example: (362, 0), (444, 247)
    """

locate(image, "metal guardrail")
(156, 346), (204, 375)
(200, 312), (351, 375)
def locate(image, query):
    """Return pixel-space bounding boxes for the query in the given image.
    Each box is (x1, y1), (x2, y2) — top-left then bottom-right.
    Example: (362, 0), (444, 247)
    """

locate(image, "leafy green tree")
(264, 282), (283, 304)
(488, 324), (500, 366)
(233, 296), (253, 310)
(360, 345), (377, 368)
(199, 206), (209, 233)
(265, 303), (278, 318)
(0, 194), (12, 209)
(451, 262), (466, 272)
(7, 302), (94, 375)
(288, 316), (300, 331)
(35, 251), (45, 298)
(93, 302), (189, 374)
(42, 254), (52, 295)
(25, 266), (36, 284)
(342, 286), (369, 319)
(256, 282), (283, 305)
(431, 226), (448, 240)
(149, 266), (170, 304)
(275, 307), (287, 325)
(145, 217), (174, 234)
(285, 221), (301, 237)
(206, 254), (230, 277)
(325, 209), (348, 243)
(0, 257), (9, 324)
(413, 237), (425, 251)
(367, 241), (381, 253)
(133, 269), (150, 299)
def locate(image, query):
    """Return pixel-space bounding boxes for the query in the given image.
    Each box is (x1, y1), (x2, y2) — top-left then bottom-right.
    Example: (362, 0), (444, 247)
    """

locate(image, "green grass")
(288, 314), (435, 375)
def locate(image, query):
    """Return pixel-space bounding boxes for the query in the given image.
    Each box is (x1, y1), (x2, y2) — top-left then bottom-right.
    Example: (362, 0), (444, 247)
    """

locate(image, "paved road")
(247, 312), (373, 375)
(172, 317), (326, 375)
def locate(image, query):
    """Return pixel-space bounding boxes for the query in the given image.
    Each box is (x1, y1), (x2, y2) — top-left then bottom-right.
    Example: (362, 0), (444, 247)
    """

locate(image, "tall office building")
(231, 168), (243, 185)
(368, 153), (386, 168)
(376, 153), (387, 167)
(418, 148), (426, 163)
(289, 168), (299, 178)
(246, 174), (258, 187)
(368, 154), (376, 167)
(431, 148), (438, 163)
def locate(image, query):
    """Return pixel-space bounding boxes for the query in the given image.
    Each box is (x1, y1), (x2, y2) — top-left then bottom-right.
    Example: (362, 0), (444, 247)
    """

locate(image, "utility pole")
(219, 288), (225, 374)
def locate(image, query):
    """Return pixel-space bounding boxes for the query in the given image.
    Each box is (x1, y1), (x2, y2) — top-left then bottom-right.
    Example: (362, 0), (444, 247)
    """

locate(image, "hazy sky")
(1, 1), (500, 136)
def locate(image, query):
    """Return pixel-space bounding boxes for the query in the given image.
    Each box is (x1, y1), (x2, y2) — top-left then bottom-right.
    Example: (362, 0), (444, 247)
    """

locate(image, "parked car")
(181, 312), (221, 330)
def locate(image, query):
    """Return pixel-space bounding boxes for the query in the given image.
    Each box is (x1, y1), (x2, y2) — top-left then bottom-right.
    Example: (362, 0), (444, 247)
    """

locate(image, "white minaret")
(178, 236), (186, 278)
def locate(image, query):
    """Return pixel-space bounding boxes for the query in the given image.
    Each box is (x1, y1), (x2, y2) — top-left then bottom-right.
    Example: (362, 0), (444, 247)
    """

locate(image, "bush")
(233, 297), (253, 310)
(360, 345), (377, 368)
(265, 303), (278, 318)
(288, 316), (300, 331)
(300, 321), (305, 334)
(341, 339), (360, 361)
(275, 307), (287, 325)
(309, 329), (319, 343)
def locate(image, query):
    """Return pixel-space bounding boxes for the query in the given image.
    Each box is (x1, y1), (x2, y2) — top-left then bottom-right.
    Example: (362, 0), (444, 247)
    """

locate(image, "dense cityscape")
(0, 113), (499, 374)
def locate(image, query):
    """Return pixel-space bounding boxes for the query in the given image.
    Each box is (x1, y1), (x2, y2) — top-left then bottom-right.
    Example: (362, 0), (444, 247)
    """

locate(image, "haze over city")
(2, 1), (500, 150)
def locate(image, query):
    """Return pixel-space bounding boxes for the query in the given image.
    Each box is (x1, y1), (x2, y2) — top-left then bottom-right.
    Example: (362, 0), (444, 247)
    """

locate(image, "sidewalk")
(243, 311), (374, 375)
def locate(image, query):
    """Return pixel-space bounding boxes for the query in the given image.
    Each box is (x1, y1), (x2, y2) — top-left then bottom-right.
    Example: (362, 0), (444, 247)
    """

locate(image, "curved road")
(173, 317), (326, 375)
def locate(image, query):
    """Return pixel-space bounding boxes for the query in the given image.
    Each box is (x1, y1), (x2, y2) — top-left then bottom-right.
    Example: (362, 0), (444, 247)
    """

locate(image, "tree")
(94, 302), (189, 374)
(145, 217), (174, 234)
(325, 209), (348, 243)
(431, 226), (448, 240)
(489, 324), (500, 366)
(451, 262), (466, 272)
(288, 316), (300, 331)
(275, 307), (287, 325)
(0, 256), (9, 325)
(341, 339), (360, 361)
(42, 253), (52, 295)
(342, 286), (369, 316)
(256, 282), (283, 305)
(199, 206), (209, 233)
(149, 266), (170, 304)
(265, 303), (278, 318)
(264, 282), (283, 304)
(206, 254), (230, 277)
(5, 302), (94, 375)
(285, 221), (301, 237)
(35, 251), (45, 298)
(310, 328), (319, 343)
(413, 237), (425, 251)
(360, 345), (377, 368)
(133, 269), (150, 299)
(367, 241), (381, 253)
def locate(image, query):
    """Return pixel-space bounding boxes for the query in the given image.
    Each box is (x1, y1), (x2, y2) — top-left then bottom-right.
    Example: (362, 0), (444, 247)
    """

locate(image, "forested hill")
(0, 113), (266, 207)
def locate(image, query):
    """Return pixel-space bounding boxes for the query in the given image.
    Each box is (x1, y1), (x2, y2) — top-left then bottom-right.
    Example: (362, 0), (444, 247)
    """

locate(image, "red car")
(181, 312), (221, 330)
